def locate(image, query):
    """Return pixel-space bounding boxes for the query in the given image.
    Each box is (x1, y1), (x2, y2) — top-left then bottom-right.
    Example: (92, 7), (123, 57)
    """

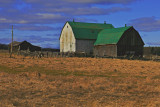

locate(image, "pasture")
(0, 53), (160, 106)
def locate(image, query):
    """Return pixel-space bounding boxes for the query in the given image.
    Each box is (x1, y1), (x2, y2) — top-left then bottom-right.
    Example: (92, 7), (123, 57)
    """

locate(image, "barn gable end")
(117, 27), (144, 56)
(94, 26), (144, 57)
(60, 22), (76, 52)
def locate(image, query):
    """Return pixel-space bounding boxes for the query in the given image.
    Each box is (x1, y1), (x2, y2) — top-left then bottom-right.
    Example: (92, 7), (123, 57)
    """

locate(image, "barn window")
(67, 26), (68, 28)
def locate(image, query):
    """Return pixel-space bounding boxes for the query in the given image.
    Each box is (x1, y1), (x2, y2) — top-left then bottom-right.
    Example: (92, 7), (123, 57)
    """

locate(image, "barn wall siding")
(9, 41), (41, 52)
(94, 45), (117, 57)
(60, 22), (76, 53)
(118, 28), (144, 46)
(117, 45), (143, 56)
(117, 28), (144, 56)
(76, 39), (96, 54)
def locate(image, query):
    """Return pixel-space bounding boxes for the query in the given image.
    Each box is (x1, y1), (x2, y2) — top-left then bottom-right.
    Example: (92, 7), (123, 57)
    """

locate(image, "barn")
(94, 26), (144, 57)
(9, 41), (41, 52)
(60, 21), (114, 54)
(60, 21), (144, 57)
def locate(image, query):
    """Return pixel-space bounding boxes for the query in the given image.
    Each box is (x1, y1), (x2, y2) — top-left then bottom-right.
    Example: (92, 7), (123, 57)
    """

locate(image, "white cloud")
(25, 0), (139, 5)
(36, 13), (63, 19)
(128, 17), (160, 32)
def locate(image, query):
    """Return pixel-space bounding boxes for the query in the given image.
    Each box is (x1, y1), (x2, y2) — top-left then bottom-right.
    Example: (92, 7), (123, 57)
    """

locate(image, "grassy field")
(0, 53), (160, 107)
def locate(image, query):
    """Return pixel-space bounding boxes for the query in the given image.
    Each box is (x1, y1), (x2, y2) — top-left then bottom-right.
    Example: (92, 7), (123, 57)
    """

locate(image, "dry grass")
(0, 53), (160, 107)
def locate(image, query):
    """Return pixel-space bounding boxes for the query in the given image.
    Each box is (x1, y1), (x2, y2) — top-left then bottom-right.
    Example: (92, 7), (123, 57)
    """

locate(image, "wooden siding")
(60, 22), (76, 53)
(76, 39), (96, 54)
(117, 27), (144, 57)
(94, 45), (117, 57)
(9, 41), (41, 52)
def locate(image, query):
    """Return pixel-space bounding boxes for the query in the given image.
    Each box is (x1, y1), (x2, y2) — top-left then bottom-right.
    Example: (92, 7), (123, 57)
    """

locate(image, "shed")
(9, 41), (41, 52)
(94, 26), (144, 57)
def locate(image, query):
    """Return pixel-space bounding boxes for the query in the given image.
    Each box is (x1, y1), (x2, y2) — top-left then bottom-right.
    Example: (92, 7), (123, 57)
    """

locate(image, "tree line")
(144, 47), (160, 56)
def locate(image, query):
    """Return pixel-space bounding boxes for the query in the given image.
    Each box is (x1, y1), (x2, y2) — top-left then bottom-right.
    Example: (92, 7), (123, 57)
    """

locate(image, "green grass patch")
(72, 70), (129, 78)
(23, 65), (72, 76)
(152, 75), (160, 79)
(0, 65), (25, 74)
(0, 64), (130, 78)
(134, 76), (147, 79)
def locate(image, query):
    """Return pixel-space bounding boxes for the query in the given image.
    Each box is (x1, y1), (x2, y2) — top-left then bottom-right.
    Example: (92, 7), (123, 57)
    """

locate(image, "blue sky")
(0, 0), (160, 48)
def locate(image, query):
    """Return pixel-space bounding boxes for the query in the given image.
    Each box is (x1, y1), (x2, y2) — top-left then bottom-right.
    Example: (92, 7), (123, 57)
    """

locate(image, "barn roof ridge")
(9, 40), (32, 46)
(67, 21), (114, 40)
(67, 21), (114, 29)
(94, 26), (132, 45)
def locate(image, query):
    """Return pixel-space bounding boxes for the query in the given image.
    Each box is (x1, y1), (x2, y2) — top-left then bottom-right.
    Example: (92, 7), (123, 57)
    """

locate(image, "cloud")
(0, 0), (134, 26)
(0, 12), (68, 24)
(23, 35), (59, 43)
(43, 7), (130, 16)
(0, 1), (14, 7)
(0, 24), (11, 29)
(0, 23), (61, 31)
(0, 35), (59, 47)
(0, 6), (129, 25)
(36, 13), (63, 19)
(25, 0), (132, 16)
(40, 42), (60, 49)
(147, 42), (160, 46)
(46, 33), (61, 38)
(0, 38), (12, 44)
(24, 35), (60, 48)
(0, 0), (138, 48)
(128, 16), (160, 32)
(25, 0), (139, 5)
(0, 36), (60, 48)
(14, 25), (59, 31)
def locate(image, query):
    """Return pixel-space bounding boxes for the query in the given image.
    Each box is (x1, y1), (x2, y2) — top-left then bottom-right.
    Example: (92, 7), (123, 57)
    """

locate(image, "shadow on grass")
(0, 65), (148, 79)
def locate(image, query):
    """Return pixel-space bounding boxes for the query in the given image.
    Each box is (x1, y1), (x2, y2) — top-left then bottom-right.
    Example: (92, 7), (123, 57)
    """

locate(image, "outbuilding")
(9, 41), (41, 52)
(94, 26), (144, 57)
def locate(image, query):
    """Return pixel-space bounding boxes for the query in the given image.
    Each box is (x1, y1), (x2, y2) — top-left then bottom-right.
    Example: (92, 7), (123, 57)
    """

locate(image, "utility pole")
(10, 25), (13, 58)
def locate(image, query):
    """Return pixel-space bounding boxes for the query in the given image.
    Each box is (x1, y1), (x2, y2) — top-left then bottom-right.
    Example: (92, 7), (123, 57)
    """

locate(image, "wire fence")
(0, 49), (160, 61)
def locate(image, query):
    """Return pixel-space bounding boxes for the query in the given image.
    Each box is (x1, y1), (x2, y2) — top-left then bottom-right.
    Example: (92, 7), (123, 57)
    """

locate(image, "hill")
(0, 43), (8, 50)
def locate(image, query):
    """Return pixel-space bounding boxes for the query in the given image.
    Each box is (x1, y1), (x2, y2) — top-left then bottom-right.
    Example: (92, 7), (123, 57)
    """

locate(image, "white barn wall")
(76, 39), (96, 54)
(60, 22), (76, 52)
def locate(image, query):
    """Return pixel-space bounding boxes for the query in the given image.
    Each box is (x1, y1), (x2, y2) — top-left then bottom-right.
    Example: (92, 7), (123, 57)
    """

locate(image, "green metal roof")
(94, 26), (132, 45)
(68, 21), (114, 39)
(71, 28), (103, 39)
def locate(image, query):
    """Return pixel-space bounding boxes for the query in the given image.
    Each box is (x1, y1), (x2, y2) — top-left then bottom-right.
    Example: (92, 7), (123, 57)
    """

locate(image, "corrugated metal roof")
(68, 21), (114, 39)
(94, 26), (132, 45)
(71, 28), (102, 39)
